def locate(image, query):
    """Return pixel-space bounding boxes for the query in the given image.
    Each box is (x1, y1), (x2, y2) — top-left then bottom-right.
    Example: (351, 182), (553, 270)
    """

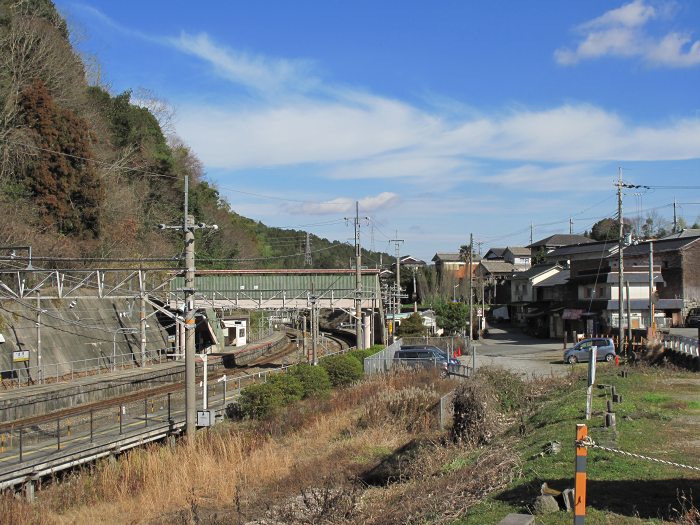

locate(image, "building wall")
(682, 242), (700, 310)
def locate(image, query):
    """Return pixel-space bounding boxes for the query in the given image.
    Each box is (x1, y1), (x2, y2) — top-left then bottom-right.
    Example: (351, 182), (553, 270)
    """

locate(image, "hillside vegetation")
(0, 0), (389, 270)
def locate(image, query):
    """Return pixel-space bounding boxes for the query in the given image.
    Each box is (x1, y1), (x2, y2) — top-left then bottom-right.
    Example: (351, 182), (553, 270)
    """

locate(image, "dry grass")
(2, 368), (516, 524)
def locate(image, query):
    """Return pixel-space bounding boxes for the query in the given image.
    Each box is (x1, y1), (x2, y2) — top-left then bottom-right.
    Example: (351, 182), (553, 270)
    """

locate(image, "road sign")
(477, 308), (483, 317)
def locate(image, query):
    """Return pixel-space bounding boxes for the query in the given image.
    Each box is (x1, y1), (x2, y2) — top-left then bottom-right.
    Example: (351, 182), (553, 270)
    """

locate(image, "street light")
(453, 284), (459, 302)
(112, 328), (138, 372)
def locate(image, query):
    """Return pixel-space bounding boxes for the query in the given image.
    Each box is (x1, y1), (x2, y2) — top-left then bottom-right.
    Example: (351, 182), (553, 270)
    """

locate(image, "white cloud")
(168, 32), (319, 94)
(555, 0), (700, 68)
(582, 0), (656, 29)
(486, 164), (613, 192)
(285, 192), (400, 215)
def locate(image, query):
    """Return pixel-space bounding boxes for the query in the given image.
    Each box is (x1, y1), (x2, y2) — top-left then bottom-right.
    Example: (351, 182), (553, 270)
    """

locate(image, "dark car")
(563, 337), (616, 364)
(394, 345), (458, 373)
(685, 308), (700, 328)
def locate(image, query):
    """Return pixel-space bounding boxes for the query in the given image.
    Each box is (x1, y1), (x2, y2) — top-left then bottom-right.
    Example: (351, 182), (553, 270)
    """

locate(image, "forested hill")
(0, 0), (391, 270)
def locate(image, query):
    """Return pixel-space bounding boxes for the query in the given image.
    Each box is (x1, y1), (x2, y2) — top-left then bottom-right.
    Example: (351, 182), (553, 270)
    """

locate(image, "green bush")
(319, 354), (363, 387)
(347, 344), (385, 365)
(347, 349), (373, 363)
(266, 373), (305, 404)
(288, 363), (332, 398)
(366, 344), (385, 356)
(238, 382), (285, 419)
(238, 373), (304, 419)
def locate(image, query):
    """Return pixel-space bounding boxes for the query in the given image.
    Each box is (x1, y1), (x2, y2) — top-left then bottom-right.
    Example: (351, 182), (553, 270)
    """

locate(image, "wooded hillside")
(0, 0), (389, 270)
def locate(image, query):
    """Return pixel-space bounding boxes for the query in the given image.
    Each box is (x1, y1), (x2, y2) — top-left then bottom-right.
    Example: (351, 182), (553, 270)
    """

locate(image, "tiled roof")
(527, 234), (594, 248)
(505, 246), (531, 256)
(659, 229), (700, 240)
(484, 247), (506, 259)
(547, 240), (617, 258)
(478, 260), (518, 274)
(511, 263), (560, 280)
(432, 252), (462, 262)
(534, 269), (570, 287)
(623, 237), (700, 257)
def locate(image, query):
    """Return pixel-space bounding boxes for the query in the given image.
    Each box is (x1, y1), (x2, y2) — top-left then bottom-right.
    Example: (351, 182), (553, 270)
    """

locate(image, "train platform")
(0, 332), (286, 426)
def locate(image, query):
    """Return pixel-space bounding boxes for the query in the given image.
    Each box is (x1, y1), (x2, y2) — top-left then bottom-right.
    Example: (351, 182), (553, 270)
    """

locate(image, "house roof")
(527, 234), (594, 249)
(432, 252), (462, 262)
(511, 263), (560, 280)
(504, 246), (531, 256)
(547, 240), (617, 258)
(399, 255), (426, 265)
(534, 269), (571, 287)
(484, 247), (506, 259)
(432, 252), (481, 263)
(478, 260), (519, 274)
(622, 237), (700, 257)
(659, 228), (700, 240)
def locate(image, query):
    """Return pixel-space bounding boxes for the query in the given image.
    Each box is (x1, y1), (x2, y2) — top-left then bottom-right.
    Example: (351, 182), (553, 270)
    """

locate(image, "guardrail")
(661, 334), (700, 357)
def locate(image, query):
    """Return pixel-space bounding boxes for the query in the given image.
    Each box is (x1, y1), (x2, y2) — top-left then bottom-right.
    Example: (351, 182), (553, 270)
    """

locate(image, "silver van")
(563, 338), (616, 364)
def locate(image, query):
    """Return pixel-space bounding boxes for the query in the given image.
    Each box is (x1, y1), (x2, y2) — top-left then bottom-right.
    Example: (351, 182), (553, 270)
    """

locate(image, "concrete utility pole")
(468, 233), (475, 371)
(159, 176), (218, 441)
(468, 233), (473, 337)
(139, 270), (147, 367)
(569, 217), (574, 235)
(390, 234), (404, 316)
(36, 292), (42, 384)
(648, 241), (655, 331)
(346, 202), (368, 350)
(617, 168), (625, 354)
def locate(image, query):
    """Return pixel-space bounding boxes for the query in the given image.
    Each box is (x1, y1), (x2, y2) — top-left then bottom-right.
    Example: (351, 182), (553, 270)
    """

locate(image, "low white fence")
(661, 334), (700, 357)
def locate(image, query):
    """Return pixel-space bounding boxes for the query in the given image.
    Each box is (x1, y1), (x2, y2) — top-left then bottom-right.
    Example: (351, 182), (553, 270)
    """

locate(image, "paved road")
(461, 325), (570, 378)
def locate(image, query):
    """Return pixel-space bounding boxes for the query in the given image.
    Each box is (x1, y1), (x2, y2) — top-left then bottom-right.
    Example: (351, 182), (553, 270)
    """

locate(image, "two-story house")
(510, 264), (563, 328)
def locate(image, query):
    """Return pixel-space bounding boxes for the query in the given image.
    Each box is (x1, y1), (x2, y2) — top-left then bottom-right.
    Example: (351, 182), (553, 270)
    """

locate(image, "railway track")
(0, 331), (304, 433)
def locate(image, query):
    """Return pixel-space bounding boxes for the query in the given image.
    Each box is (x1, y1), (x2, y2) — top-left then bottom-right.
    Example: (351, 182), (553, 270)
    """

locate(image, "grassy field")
(463, 363), (700, 524)
(1, 363), (698, 524)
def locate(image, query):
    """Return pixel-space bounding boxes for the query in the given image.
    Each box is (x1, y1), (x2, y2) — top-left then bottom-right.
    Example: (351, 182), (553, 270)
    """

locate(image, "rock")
(532, 494), (560, 514)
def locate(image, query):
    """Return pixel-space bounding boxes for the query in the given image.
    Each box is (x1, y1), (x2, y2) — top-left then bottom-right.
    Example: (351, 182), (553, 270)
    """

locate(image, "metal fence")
(0, 349), (169, 388)
(363, 337), (473, 376)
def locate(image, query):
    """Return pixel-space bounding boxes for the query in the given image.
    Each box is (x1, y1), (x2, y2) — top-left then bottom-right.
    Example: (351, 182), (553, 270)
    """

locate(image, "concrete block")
(497, 514), (534, 525)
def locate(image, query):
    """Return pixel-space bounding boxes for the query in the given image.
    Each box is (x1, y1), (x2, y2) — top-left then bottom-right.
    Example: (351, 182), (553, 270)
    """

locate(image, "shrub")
(347, 349), (373, 363)
(320, 354), (363, 387)
(366, 344), (385, 356)
(288, 363), (332, 398)
(238, 373), (304, 419)
(238, 382), (285, 419)
(267, 373), (304, 404)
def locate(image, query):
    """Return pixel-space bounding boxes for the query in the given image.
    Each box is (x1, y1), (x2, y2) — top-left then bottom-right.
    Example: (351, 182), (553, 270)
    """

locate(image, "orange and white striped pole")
(574, 423), (588, 524)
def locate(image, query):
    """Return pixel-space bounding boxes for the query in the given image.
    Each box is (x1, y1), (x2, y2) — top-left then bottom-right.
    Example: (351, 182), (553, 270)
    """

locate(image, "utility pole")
(390, 234), (404, 315)
(530, 222), (533, 244)
(617, 168), (625, 354)
(648, 241), (655, 333)
(673, 197), (678, 233)
(475, 240), (483, 256)
(569, 217), (574, 235)
(36, 292), (42, 384)
(159, 176), (218, 441)
(139, 269), (147, 367)
(346, 202), (368, 350)
(467, 233), (474, 342)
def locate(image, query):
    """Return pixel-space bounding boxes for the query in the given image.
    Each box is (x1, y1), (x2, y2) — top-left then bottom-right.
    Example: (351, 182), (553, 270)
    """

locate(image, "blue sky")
(57, 0), (700, 261)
